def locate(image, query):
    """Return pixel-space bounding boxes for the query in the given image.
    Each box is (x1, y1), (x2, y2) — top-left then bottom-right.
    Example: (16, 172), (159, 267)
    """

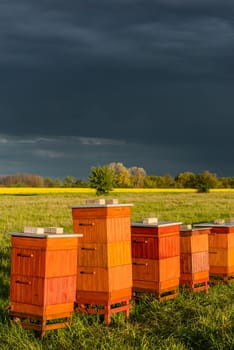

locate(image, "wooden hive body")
(9, 233), (81, 336)
(131, 221), (181, 301)
(180, 228), (210, 292)
(131, 226), (180, 259)
(71, 203), (133, 324)
(194, 223), (234, 284)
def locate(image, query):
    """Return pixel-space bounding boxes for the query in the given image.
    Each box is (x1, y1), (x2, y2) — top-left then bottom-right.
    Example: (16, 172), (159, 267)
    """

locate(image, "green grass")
(0, 192), (234, 349)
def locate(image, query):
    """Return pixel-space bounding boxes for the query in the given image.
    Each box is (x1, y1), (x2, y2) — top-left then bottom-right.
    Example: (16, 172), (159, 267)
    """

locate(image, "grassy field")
(0, 190), (234, 349)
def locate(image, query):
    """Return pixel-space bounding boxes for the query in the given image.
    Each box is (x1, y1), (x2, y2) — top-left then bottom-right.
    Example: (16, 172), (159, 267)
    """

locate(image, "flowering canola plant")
(0, 187), (233, 195)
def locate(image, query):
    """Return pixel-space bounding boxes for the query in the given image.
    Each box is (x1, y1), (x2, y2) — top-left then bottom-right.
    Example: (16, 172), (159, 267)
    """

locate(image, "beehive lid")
(85, 198), (106, 205)
(70, 202), (133, 208)
(9, 232), (83, 238)
(194, 222), (234, 227)
(180, 224), (210, 236)
(131, 220), (182, 227)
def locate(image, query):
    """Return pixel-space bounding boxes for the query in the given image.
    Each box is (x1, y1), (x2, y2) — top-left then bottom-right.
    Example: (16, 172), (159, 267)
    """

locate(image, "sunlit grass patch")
(210, 188), (234, 193)
(0, 192), (234, 348)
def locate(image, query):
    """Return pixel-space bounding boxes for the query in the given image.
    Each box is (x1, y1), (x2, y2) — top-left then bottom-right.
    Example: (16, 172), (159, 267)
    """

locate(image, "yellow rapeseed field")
(0, 187), (233, 195)
(0, 187), (95, 195)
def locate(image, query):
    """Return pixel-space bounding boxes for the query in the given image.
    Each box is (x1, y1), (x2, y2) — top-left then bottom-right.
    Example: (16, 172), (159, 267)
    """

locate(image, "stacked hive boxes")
(179, 225), (210, 292)
(131, 218), (181, 301)
(71, 199), (133, 324)
(9, 229), (82, 336)
(194, 220), (234, 284)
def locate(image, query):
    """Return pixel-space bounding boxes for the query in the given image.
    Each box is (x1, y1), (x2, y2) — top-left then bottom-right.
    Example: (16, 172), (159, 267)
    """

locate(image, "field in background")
(1, 190), (234, 245)
(0, 191), (234, 349)
(1, 187), (234, 195)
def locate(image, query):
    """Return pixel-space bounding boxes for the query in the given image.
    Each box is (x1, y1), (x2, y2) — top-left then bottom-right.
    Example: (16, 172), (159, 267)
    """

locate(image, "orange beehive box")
(71, 205), (132, 243)
(180, 227), (210, 253)
(70, 202), (133, 324)
(194, 222), (234, 283)
(77, 241), (132, 267)
(76, 264), (132, 292)
(132, 256), (180, 298)
(179, 226), (210, 291)
(209, 231), (234, 249)
(132, 256), (180, 283)
(208, 248), (234, 273)
(131, 222), (180, 259)
(9, 232), (82, 336)
(10, 236), (78, 278)
(180, 251), (209, 274)
(131, 220), (181, 300)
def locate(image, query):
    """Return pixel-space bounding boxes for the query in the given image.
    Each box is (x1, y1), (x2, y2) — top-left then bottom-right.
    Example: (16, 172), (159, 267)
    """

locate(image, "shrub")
(89, 166), (114, 195)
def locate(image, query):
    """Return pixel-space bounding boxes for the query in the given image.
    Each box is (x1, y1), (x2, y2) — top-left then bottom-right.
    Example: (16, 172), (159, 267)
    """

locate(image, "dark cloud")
(0, 1), (234, 178)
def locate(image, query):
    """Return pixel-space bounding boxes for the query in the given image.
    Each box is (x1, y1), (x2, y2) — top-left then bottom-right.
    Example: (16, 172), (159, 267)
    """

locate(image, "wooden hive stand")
(9, 311), (72, 337)
(75, 290), (132, 325)
(9, 231), (82, 337)
(71, 200), (133, 324)
(131, 219), (181, 302)
(179, 225), (210, 293)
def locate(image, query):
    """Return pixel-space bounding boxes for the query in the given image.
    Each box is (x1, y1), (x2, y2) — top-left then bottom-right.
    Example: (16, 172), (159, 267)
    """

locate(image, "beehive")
(180, 226), (210, 292)
(194, 221), (234, 284)
(131, 220), (181, 301)
(9, 232), (82, 336)
(71, 201), (133, 324)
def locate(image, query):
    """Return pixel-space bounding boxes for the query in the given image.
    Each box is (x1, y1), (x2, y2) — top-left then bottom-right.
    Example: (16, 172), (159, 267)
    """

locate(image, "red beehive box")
(194, 221), (234, 284)
(71, 200), (133, 324)
(9, 232), (82, 336)
(180, 226), (210, 292)
(131, 220), (181, 301)
(131, 220), (180, 260)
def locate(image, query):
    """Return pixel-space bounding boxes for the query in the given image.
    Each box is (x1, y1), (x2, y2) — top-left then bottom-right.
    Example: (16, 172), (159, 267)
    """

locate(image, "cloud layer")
(0, 1), (234, 178)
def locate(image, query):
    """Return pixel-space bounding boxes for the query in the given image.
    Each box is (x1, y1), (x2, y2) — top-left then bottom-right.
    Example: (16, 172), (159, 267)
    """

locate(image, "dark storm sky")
(1, 0), (234, 179)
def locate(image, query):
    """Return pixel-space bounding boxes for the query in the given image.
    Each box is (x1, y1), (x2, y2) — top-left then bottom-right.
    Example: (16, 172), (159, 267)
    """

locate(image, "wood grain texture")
(132, 256), (180, 283)
(180, 251), (209, 274)
(180, 229), (209, 253)
(131, 233), (179, 259)
(10, 235), (79, 335)
(71, 205), (133, 323)
(77, 241), (132, 267)
(77, 264), (132, 292)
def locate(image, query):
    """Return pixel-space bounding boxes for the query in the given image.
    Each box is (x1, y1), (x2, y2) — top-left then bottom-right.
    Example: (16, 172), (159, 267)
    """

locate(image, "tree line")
(0, 164), (233, 192)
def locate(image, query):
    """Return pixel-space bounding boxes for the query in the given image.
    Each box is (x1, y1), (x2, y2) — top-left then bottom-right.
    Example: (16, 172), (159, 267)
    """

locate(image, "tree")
(75, 179), (89, 188)
(64, 176), (76, 187)
(0, 173), (44, 187)
(143, 176), (159, 188)
(108, 162), (131, 188)
(175, 172), (197, 188)
(44, 177), (55, 187)
(144, 175), (174, 188)
(53, 178), (63, 187)
(163, 174), (175, 188)
(129, 166), (147, 188)
(195, 171), (218, 193)
(89, 166), (114, 195)
(218, 177), (234, 188)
